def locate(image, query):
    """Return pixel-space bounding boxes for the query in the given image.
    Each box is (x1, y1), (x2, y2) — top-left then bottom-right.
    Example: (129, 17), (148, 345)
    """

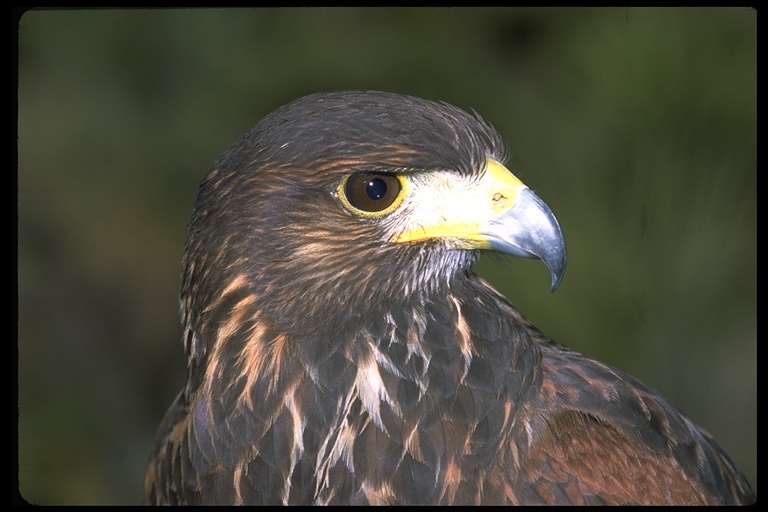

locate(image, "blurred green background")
(17, 8), (755, 504)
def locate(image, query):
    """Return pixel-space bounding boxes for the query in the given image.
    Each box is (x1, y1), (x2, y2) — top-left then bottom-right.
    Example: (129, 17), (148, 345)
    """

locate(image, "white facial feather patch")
(384, 171), (484, 245)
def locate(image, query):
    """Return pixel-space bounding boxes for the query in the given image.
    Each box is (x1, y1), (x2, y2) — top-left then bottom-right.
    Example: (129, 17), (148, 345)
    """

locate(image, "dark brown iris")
(345, 173), (401, 212)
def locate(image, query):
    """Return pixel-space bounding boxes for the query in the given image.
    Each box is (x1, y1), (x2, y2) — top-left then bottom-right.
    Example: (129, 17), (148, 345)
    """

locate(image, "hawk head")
(180, 91), (565, 364)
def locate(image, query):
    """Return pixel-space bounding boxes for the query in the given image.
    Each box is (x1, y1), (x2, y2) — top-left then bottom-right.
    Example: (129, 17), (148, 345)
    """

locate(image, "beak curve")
(483, 186), (566, 291)
(391, 158), (567, 291)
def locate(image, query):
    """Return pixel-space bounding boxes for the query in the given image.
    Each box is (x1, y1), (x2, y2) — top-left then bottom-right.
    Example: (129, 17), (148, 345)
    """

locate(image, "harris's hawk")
(145, 91), (754, 505)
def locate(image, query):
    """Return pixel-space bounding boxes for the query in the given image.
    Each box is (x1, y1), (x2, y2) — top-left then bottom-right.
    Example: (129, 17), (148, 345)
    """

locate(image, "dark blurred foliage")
(16, 7), (755, 504)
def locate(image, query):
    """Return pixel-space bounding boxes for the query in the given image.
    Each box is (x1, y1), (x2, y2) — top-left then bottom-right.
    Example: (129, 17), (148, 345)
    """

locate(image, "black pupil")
(366, 178), (388, 200)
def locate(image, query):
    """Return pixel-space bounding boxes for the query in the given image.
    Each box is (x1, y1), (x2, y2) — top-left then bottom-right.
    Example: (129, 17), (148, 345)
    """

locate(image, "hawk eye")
(344, 173), (402, 213)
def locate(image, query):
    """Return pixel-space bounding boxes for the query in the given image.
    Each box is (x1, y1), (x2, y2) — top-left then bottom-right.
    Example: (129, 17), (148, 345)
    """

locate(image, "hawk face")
(181, 91), (564, 361)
